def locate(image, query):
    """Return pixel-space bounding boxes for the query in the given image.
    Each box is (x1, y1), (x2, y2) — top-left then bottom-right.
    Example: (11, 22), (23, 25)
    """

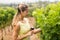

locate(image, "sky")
(0, 0), (60, 4)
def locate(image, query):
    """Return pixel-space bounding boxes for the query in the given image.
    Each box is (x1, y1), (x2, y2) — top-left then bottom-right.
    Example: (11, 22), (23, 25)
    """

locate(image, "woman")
(12, 4), (41, 40)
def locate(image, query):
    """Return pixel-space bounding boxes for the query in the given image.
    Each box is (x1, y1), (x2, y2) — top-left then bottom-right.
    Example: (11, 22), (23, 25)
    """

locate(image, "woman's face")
(21, 8), (28, 17)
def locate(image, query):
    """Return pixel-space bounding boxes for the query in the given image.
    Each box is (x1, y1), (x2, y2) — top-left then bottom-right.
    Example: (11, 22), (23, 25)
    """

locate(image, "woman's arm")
(17, 31), (32, 40)
(33, 28), (42, 34)
(12, 24), (20, 40)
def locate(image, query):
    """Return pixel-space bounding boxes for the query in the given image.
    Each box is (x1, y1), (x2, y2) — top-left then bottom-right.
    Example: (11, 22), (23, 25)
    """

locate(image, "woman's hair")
(12, 4), (28, 26)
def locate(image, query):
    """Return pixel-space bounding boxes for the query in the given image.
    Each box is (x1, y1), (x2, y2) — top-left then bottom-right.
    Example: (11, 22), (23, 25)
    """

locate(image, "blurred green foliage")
(0, 7), (16, 29)
(32, 2), (60, 40)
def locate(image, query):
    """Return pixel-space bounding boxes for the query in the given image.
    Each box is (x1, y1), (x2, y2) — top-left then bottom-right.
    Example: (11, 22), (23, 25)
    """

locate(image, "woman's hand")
(27, 28), (42, 36)
(33, 28), (42, 34)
